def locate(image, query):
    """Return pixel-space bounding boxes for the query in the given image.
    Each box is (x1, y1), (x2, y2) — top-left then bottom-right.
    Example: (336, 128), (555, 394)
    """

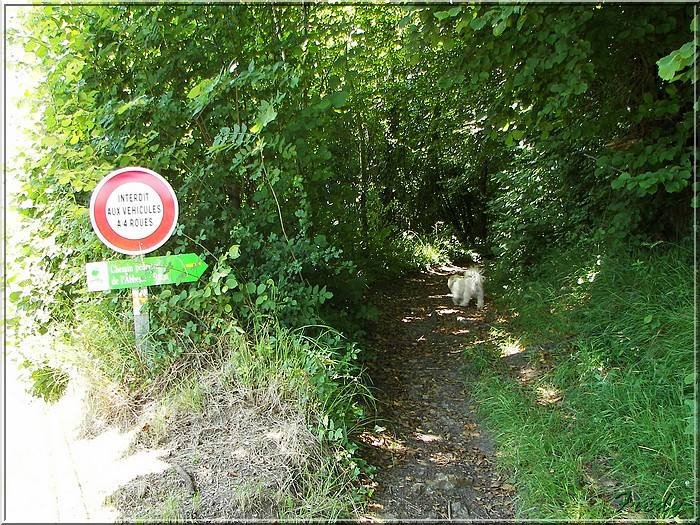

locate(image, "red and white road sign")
(89, 167), (179, 255)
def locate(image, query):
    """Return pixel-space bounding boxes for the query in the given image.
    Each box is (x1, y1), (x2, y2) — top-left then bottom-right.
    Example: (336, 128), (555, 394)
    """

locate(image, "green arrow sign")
(86, 253), (208, 291)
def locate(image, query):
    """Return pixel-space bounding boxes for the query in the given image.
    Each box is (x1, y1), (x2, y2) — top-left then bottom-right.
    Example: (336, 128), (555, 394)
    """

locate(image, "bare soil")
(359, 267), (516, 520)
(108, 379), (327, 521)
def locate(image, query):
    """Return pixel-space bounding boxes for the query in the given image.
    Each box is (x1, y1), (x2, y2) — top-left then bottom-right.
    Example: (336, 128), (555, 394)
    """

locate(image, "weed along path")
(360, 267), (515, 520)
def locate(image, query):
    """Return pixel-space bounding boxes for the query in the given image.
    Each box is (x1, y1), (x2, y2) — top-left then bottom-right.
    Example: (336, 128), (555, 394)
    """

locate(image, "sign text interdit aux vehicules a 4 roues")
(89, 166), (179, 255)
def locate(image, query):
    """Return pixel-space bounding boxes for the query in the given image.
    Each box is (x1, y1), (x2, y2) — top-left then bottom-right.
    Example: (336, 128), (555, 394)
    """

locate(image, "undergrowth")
(12, 303), (374, 520)
(222, 319), (375, 517)
(358, 225), (470, 283)
(466, 240), (696, 520)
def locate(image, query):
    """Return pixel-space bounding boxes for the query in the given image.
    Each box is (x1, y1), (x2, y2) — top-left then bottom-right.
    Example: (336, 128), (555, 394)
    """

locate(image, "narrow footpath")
(360, 267), (515, 520)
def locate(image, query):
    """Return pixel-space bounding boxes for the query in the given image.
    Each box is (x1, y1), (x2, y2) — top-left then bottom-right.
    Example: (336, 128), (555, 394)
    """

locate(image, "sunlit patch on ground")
(535, 385), (563, 405)
(416, 432), (443, 443)
(429, 451), (456, 466)
(359, 429), (407, 454)
(5, 361), (172, 522)
(439, 307), (462, 315)
(499, 338), (524, 357)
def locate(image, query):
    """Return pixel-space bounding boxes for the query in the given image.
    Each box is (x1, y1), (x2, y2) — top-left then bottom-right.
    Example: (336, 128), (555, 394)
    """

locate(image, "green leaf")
(434, 11), (450, 22)
(455, 17), (471, 33)
(678, 41), (695, 60)
(470, 17), (486, 31)
(24, 39), (38, 53)
(251, 100), (278, 133)
(511, 129), (524, 141)
(611, 172), (631, 190)
(657, 54), (680, 81)
(572, 81), (588, 95)
(330, 90), (349, 109)
(493, 20), (507, 37)
(115, 94), (149, 115)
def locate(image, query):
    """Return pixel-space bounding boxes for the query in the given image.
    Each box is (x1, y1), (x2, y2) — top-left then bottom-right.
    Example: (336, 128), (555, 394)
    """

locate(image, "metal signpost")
(87, 167), (206, 355)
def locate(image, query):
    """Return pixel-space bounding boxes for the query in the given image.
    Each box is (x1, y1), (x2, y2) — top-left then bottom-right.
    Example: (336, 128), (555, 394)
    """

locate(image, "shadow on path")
(359, 267), (515, 521)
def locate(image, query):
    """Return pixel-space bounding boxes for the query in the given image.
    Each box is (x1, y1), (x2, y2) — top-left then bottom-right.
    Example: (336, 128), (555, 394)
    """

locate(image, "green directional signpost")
(86, 167), (208, 356)
(86, 253), (208, 292)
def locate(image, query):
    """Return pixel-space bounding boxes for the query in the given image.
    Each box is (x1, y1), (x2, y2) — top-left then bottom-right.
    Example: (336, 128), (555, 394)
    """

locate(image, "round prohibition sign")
(90, 167), (179, 255)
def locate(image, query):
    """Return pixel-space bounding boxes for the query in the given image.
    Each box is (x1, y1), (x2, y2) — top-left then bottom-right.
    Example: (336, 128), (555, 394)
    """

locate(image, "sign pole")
(132, 286), (150, 358)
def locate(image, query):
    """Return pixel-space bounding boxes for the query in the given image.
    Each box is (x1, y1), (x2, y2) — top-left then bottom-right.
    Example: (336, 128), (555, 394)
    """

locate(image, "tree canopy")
(8, 3), (696, 348)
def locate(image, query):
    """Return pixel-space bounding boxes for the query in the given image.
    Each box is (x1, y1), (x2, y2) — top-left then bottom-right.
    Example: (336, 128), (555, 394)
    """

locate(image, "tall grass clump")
(470, 240), (696, 520)
(222, 319), (375, 516)
(122, 316), (374, 521)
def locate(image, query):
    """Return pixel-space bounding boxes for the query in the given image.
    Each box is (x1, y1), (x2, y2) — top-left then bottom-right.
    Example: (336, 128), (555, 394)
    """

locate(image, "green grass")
(468, 241), (696, 520)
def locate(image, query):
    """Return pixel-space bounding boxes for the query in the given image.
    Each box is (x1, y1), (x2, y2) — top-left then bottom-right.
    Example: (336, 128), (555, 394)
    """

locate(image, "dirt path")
(359, 267), (515, 520)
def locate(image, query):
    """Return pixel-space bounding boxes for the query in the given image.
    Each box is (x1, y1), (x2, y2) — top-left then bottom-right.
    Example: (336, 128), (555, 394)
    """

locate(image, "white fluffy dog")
(447, 268), (485, 309)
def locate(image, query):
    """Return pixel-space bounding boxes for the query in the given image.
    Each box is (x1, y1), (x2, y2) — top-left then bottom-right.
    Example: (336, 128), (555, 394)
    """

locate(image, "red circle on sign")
(90, 167), (179, 255)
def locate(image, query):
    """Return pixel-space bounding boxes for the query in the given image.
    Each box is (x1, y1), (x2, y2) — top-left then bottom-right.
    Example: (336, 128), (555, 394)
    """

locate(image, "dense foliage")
(9, 3), (695, 336)
(6, 3), (696, 520)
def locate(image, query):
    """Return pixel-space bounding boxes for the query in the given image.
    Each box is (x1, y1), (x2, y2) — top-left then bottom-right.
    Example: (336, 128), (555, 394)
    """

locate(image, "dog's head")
(464, 268), (484, 280)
